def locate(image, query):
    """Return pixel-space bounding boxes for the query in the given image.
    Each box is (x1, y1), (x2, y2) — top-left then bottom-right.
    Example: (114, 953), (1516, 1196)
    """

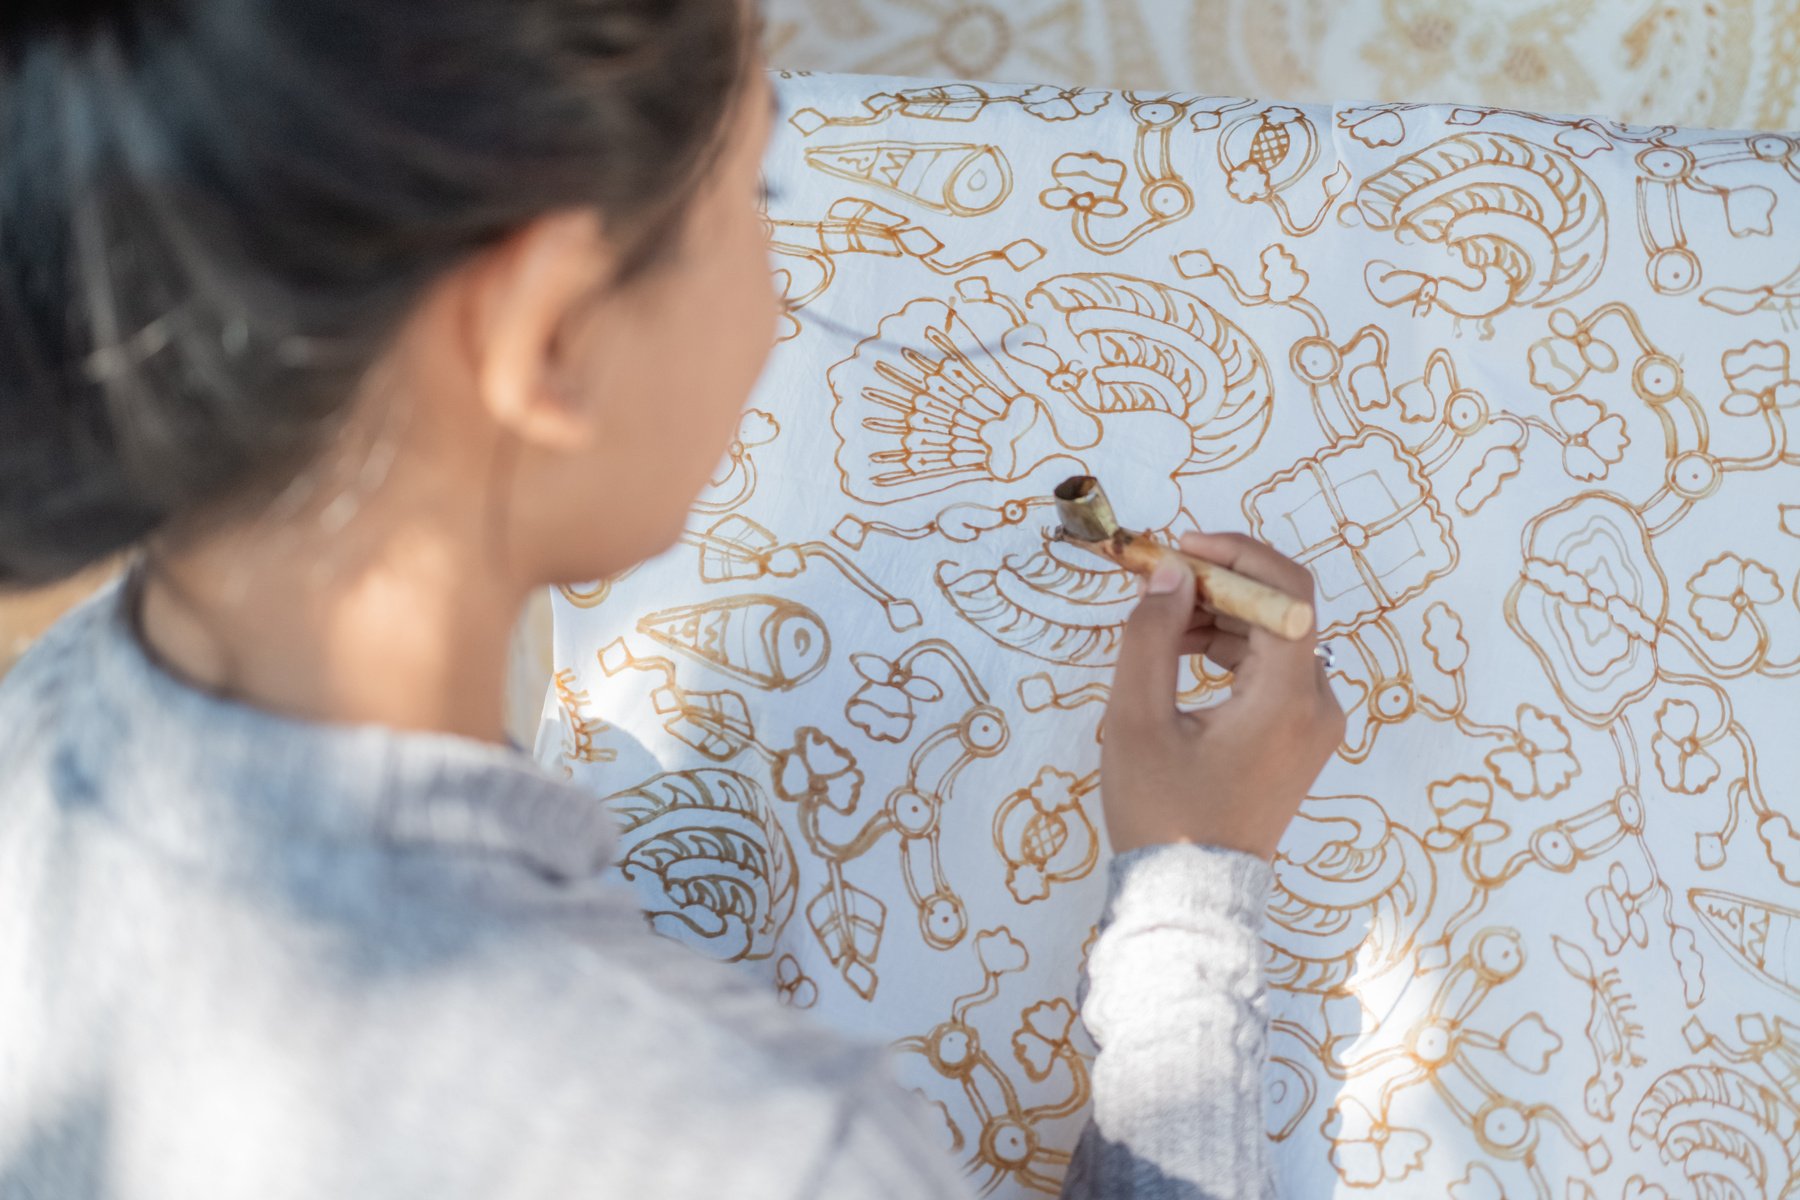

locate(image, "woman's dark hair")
(0, 0), (753, 589)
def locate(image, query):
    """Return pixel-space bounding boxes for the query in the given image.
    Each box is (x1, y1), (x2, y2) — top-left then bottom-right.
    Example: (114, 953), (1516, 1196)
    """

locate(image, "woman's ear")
(465, 208), (615, 450)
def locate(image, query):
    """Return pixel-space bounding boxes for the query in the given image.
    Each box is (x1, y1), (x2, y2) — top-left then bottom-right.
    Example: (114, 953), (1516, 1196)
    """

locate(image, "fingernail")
(1147, 561), (1186, 595)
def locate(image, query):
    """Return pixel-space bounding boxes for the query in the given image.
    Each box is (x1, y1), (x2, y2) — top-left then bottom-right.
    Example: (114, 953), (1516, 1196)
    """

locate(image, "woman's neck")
(132, 512), (526, 747)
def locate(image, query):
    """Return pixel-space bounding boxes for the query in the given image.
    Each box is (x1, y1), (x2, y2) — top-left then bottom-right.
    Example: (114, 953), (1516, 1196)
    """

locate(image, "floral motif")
(1245, 429), (1456, 634)
(1757, 812), (1800, 884)
(772, 728), (864, 813)
(775, 954), (817, 1009)
(1498, 1013), (1562, 1073)
(1506, 494), (1665, 725)
(1621, 1177), (1671, 1200)
(845, 653), (944, 743)
(1322, 1097), (1428, 1185)
(1687, 553), (1782, 640)
(1422, 602), (1469, 673)
(1011, 997), (1077, 1080)
(1388, 353), (1456, 423)
(975, 927), (1028, 976)
(1722, 378), (1800, 417)
(1425, 775), (1502, 851)
(1259, 244), (1308, 304)
(1450, 1163), (1506, 1200)
(1721, 339), (1799, 442)
(1017, 84), (1109, 121)
(1040, 152), (1128, 217)
(1338, 104), (1407, 148)
(1227, 160), (1272, 203)
(1586, 861), (1648, 955)
(1456, 444), (1521, 515)
(995, 767), (1097, 903)
(1551, 394), (1629, 480)
(1528, 307), (1618, 394)
(1650, 699), (1721, 794)
(1485, 705), (1578, 799)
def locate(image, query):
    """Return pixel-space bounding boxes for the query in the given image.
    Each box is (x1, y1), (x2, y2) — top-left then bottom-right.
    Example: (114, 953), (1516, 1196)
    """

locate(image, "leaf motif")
(1551, 933), (1595, 982)
(1456, 445), (1521, 515)
(1669, 923), (1706, 1007)
(1500, 1013), (1562, 1073)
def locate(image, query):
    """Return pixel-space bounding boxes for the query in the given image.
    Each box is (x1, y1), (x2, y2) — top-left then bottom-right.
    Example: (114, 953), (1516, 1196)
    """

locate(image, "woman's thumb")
(1110, 556), (1196, 727)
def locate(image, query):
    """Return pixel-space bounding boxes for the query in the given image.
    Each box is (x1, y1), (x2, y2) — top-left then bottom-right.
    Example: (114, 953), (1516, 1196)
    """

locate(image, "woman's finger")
(1109, 556), (1199, 732)
(1205, 612), (1251, 637)
(1177, 628), (1249, 671)
(1177, 531), (1316, 604)
(1177, 530), (1319, 689)
(1182, 609), (1219, 637)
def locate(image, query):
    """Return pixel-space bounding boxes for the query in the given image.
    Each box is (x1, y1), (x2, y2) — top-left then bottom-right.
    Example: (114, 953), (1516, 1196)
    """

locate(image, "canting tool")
(1050, 475), (1315, 641)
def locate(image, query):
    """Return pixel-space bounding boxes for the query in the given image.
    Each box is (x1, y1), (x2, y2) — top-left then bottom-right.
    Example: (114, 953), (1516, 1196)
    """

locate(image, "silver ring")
(1313, 641), (1337, 670)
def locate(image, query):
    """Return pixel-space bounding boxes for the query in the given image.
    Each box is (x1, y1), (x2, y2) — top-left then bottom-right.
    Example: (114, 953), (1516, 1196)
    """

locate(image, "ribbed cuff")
(1100, 842), (1274, 934)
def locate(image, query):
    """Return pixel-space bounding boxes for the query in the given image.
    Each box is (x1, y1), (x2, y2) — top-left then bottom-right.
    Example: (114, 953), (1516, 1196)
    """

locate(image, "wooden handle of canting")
(1088, 534), (1316, 641)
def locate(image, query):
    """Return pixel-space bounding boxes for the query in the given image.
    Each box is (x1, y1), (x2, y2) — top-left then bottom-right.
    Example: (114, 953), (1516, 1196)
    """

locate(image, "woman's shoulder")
(0, 575), (118, 739)
(281, 900), (914, 1193)
(0, 580), (946, 1194)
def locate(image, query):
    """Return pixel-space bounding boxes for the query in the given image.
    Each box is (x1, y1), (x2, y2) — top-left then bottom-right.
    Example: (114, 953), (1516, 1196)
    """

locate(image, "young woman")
(0, 0), (1344, 1195)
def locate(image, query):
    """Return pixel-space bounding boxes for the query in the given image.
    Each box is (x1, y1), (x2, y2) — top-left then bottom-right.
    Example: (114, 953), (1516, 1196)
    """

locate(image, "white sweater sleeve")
(1060, 843), (1277, 1200)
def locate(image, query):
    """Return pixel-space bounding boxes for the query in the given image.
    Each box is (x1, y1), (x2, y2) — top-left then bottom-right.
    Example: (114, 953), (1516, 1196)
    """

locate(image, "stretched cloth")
(536, 72), (1800, 1199)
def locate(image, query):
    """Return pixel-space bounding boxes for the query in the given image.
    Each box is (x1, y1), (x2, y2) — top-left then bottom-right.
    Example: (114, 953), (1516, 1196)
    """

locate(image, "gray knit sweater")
(0, 578), (1276, 1199)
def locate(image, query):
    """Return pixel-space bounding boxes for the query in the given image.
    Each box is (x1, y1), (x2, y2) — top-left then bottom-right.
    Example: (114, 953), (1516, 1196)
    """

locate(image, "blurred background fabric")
(762, 0), (1800, 132)
(4, 0), (1797, 742)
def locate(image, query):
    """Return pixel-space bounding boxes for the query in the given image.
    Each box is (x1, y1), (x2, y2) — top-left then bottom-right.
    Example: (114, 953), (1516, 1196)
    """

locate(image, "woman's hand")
(1100, 531), (1346, 861)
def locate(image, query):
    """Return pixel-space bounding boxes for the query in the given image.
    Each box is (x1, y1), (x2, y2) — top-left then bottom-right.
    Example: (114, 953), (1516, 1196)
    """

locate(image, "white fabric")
(540, 72), (1800, 1199)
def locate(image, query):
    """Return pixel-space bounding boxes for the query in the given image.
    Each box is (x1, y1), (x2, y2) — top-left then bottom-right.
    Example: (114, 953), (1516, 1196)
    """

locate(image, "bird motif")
(830, 271), (1274, 664)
